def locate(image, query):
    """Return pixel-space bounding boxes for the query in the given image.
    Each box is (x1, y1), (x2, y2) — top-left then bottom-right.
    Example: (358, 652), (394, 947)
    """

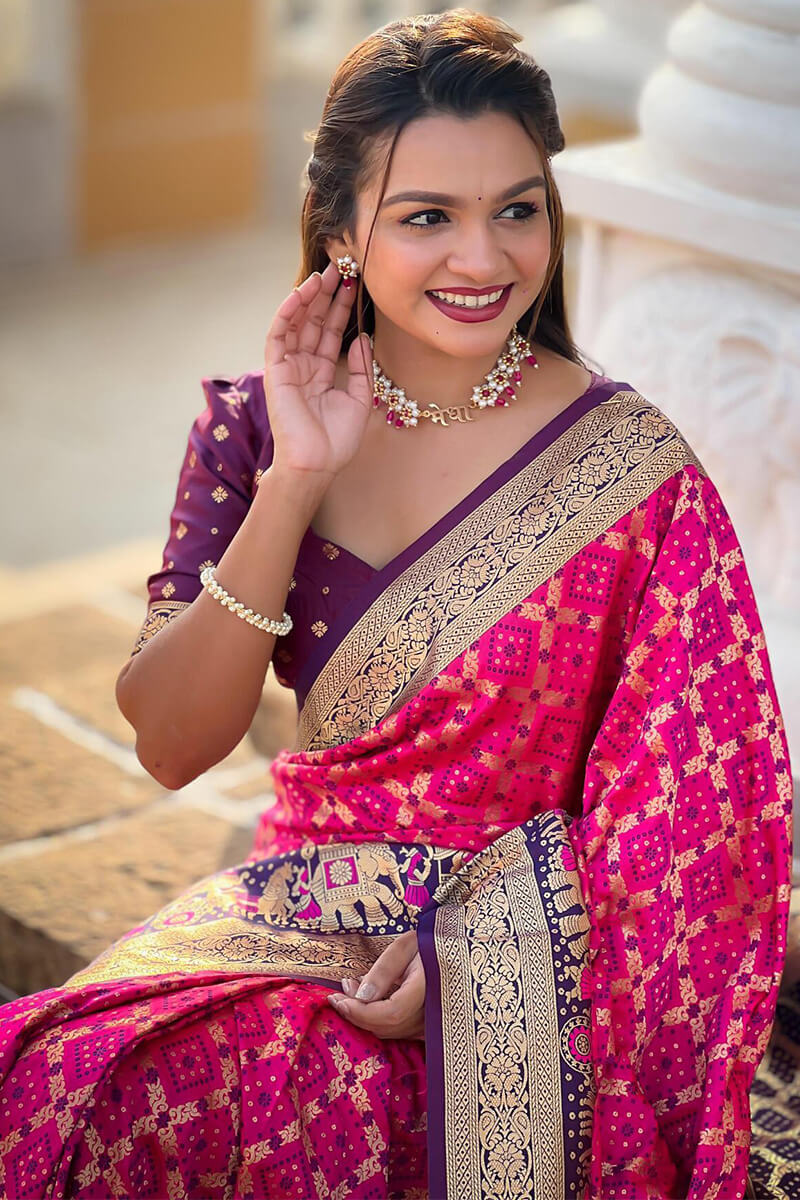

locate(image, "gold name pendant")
(424, 402), (477, 427)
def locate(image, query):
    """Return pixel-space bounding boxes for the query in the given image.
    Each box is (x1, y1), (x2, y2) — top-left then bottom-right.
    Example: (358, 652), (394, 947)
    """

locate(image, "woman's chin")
(412, 318), (521, 358)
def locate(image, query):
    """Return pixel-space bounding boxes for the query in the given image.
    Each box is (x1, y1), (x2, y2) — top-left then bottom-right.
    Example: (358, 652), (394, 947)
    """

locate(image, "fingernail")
(328, 993), (344, 1008)
(355, 981), (376, 1001)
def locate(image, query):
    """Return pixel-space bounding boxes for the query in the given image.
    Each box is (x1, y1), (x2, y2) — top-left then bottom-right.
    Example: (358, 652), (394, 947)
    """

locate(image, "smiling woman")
(0, 8), (792, 1200)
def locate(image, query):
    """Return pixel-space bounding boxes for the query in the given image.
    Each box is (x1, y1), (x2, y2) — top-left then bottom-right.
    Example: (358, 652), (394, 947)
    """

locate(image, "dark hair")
(296, 8), (584, 372)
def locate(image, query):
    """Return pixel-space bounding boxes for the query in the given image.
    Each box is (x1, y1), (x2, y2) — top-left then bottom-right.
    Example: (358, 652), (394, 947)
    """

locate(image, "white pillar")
(553, 0), (800, 842)
(638, 0), (800, 206)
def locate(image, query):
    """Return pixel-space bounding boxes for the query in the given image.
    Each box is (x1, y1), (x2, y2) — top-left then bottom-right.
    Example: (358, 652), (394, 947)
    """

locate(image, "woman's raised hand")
(264, 260), (373, 481)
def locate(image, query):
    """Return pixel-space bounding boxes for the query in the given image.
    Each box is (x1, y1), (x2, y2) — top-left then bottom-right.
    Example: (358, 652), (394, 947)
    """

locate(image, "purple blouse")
(137, 371), (373, 704)
(137, 367), (613, 709)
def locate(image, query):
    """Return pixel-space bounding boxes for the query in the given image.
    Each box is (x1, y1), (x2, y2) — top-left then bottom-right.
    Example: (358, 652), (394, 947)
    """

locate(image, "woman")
(0, 9), (792, 1199)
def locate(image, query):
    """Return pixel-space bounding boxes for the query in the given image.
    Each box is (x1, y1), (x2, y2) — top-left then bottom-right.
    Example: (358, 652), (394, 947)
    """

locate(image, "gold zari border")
(297, 392), (702, 752)
(429, 814), (593, 1198)
(67, 841), (469, 988)
(67, 916), (397, 989)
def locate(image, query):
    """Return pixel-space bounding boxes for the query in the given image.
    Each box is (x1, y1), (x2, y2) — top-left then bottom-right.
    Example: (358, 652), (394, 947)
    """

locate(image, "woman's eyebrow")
(381, 174), (546, 208)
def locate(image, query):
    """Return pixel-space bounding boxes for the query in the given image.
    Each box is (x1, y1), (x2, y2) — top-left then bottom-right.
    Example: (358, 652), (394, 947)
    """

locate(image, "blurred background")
(1, 0), (799, 1015)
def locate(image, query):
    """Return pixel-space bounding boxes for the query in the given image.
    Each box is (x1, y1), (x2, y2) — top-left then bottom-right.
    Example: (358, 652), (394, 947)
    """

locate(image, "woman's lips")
(425, 284), (513, 323)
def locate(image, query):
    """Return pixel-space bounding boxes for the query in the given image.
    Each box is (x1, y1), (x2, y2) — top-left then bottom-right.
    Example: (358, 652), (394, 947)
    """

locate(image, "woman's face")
(345, 109), (553, 361)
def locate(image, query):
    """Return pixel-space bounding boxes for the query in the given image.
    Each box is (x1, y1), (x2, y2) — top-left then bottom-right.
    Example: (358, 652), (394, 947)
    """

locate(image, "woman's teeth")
(430, 288), (506, 308)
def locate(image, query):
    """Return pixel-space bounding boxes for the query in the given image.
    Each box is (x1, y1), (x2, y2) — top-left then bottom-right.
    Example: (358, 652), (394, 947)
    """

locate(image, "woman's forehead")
(365, 111), (544, 202)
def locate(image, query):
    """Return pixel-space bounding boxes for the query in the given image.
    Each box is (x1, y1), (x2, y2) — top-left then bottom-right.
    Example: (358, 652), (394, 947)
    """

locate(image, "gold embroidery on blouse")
(211, 526), (218, 534)
(189, 450), (197, 468)
(131, 599), (192, 656)
(322, 586), (330, 595)
(199, 559), (215, 570)
(322, 542), (340, 560)
(254, 468), (264, 488)
(312, 620), (328, 637)
(212, 486), (228, 503)
(161, 581), (176, 598)
(183, 490), (190, 499)
(215, 381), (248, 421)
(213, 423), (230, 441)
(296, 393), (703, 752)
(176, 521), (188, 540)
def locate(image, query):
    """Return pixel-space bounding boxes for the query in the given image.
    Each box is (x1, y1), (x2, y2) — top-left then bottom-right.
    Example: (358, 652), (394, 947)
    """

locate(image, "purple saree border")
(295, 373), (626, 706)
(416, 898), (447, 1198)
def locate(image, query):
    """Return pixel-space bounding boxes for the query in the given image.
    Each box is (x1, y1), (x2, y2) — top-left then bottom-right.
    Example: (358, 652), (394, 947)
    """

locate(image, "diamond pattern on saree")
(683, 846), (729, 920)
(565, 547), (618, 607)
(483, 618), (535, 678)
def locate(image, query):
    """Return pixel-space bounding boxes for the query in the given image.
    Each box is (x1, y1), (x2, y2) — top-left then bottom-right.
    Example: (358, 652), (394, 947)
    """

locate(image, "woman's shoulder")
(590, 370), (699, 453)
(196, 369), (274, 475)
(199, 369), (269, 435)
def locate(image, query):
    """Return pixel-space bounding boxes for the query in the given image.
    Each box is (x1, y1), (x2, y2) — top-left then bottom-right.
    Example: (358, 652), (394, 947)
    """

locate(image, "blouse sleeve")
(130, 371), (274, 656)
(570, 462), (793, 1198)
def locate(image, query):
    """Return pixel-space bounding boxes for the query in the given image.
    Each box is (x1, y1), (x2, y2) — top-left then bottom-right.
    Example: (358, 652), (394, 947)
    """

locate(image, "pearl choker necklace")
(371, 330), (538, 429)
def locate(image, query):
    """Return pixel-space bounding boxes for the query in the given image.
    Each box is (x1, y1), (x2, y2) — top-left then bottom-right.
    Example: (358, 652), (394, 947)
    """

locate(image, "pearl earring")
(336, 254), (359, 288)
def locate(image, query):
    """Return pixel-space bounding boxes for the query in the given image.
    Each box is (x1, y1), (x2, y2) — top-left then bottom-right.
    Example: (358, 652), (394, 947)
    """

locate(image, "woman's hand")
(327, 930), (425, 1041)
(264, 259), (373, 480)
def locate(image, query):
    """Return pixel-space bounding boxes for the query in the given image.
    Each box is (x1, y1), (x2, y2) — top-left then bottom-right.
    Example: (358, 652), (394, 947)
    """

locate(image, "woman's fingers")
(295, 261), (344, 356)
(355, 930), (419, 1001)
(328, 956), (425, 1038)
(264, 271), (323, 366)
(345, 333), (374, 411)
(315, 266), (360, 363)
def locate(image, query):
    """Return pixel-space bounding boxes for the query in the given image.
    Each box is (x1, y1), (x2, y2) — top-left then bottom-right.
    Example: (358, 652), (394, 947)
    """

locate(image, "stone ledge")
(0, 589), (297, 998)
(0, 807), (255, 995)
(0, 701), (160, 843)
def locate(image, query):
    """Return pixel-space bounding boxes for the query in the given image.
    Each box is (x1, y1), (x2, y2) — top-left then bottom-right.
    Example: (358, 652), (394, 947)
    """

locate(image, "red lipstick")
(426, 284), (512, 323)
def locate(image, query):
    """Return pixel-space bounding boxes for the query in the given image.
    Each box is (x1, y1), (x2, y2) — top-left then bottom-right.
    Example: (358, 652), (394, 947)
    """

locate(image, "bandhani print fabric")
(0, 371), (793, 1199)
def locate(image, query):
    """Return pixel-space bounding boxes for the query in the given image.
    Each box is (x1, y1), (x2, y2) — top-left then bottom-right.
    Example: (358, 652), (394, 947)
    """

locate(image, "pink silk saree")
(0, 374), (793, 1199)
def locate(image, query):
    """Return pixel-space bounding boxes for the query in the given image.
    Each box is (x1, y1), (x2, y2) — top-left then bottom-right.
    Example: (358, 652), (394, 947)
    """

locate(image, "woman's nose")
(446, 233), (507, 283)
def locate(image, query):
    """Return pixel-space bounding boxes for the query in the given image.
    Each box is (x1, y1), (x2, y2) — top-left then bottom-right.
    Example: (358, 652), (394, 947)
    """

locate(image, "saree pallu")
(0, 384), (793, 1199)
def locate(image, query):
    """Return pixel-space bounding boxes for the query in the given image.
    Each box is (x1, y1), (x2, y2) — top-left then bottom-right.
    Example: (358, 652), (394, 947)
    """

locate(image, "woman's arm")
(118, 262), (371, 790)
(115, 463), (327, 790)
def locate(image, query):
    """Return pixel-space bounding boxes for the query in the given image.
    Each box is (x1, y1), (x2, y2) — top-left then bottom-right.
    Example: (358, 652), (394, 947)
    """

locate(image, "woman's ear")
(323, 235), (357, 268)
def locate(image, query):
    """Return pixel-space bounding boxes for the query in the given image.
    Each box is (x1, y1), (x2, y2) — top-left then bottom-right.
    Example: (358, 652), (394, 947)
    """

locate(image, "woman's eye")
(402, 202), (540, 229)
(501, 201), (539, 220)
(403, 210), (449, 228)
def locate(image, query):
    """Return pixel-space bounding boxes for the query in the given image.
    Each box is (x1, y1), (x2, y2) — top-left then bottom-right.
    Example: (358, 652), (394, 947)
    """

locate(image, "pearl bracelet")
(200, 565), (293, 636)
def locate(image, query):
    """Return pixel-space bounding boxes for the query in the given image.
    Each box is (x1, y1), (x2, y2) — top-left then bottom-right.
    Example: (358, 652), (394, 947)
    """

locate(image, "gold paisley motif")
(296, 393), (702, 752)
